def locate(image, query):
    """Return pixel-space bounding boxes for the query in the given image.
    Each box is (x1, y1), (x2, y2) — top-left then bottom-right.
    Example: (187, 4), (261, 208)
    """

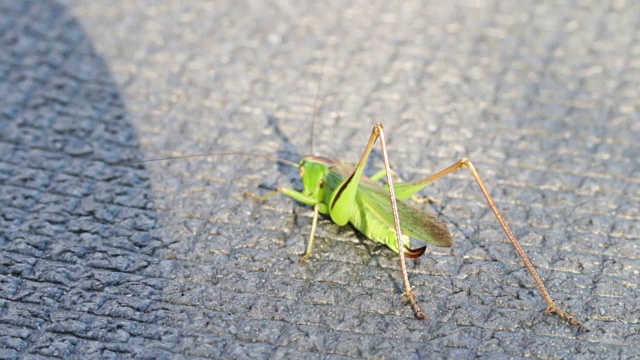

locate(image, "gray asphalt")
(1, 0), (638, 358)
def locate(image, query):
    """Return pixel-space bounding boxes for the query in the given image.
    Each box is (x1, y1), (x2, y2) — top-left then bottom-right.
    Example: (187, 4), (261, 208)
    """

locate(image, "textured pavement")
(1, 0), (639, 358)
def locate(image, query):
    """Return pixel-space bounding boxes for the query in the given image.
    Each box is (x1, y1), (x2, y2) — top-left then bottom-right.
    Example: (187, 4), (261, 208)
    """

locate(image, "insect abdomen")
(349, 196), (407, 254)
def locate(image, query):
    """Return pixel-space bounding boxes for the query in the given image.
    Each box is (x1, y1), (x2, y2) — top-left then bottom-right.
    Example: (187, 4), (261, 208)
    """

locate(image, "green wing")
(356, 177), (453, 247)
(325, 163), (452, 247)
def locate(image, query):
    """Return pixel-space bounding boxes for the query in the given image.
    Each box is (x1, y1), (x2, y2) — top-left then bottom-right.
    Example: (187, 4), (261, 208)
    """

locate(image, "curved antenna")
(309, 58), (326, 156)
(119, 151), (299, 168)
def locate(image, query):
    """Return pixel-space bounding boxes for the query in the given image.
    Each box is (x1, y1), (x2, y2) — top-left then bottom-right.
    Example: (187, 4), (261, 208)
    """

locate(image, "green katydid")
(134, 123), (586, 330)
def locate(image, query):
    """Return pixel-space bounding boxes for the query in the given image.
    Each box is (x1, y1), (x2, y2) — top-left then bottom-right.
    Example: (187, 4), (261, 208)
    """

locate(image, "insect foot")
(402, 288), (427, 320)
(298, 254), (310, 264)
(242, 191), (259, 199)
(545, 304), (589, 332)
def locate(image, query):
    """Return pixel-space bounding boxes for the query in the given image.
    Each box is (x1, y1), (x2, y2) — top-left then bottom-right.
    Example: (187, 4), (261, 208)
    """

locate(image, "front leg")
(245, 187), (318, 206)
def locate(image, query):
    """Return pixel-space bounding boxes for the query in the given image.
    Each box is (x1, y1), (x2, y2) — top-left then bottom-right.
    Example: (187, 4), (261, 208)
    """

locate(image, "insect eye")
(299, 167), (305, 177)
(318, 180), (324, 188)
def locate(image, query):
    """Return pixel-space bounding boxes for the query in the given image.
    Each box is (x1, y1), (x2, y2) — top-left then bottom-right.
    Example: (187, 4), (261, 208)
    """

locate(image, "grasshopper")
(249, 123), (585, 329)
(137, 122), (586, 330)
(131, 64), (586, 329)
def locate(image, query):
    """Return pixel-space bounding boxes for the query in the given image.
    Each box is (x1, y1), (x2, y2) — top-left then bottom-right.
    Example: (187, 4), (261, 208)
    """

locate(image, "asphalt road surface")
(1, 1), (638, 358)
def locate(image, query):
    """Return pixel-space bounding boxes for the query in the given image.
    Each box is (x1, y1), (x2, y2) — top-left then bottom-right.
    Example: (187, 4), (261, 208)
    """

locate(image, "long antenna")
(309, 58), (326, 156)
(118, 151), (299, 168)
